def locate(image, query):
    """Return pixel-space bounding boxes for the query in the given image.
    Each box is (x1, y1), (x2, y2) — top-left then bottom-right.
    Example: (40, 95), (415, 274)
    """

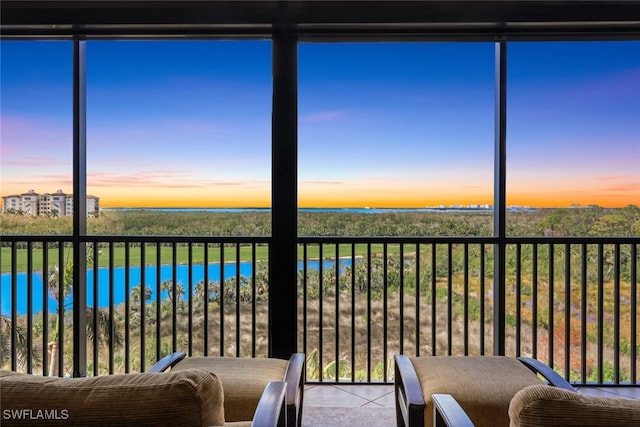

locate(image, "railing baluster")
(399, 243), (404, 362)
(614, 243), (621, 384)
(350, 243), (356, 382)
(367, 243), (372, 382)
(382, 243), (388, 378)
(464, 242), (469, 356)
(549, 243), (554, 369)
(532, 243), (538, 359)
(235, 243), (240, 357)
(597, 243), (604, 383)
(415, 243), (421, 358)
(155, 242), (161, 361)
(631, 243), (637, 385)
(140, 243), (146, 372)
(93, 242), (99, 375)
(564, 243), (571, 381)
(57, 244), (65, 376)
(334, 243), (340, 384)
(431, 242), (437, 356)
(480, 243), (486, 355)
(26, 241), (33, 373)
(251, 243), (256, 358)
(187, 242), (193, 356)
(124, 242), (130, 373)
(447, 243), (453, 355)
(42, 243), (49, 376)
(109, 241), (115, 374)
(203, 243), (208, 356)
(515, 244), (521, 357)
(318, 243), (324, 381)
(302, 243), (308, 362)
(580, 243), (587, 383)
(219, 243), (224, 357)
(172, 242), (178, 354)
(11, 243), (17, 372)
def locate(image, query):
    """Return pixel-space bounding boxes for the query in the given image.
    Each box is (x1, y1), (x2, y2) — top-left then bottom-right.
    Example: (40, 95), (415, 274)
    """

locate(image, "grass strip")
(2, 243), (399, 272)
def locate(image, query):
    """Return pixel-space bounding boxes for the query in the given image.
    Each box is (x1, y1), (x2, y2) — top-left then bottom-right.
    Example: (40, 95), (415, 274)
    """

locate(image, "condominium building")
(1, 189), (100, 217)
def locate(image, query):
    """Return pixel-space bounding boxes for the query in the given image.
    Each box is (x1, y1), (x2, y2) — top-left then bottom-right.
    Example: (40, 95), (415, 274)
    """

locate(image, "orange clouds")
(504, 170), (640, 208)
(1, 173), (637, 209)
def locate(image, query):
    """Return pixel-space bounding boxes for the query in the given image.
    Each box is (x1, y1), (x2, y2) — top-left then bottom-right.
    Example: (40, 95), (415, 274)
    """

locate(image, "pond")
(1, 258), (353, 315)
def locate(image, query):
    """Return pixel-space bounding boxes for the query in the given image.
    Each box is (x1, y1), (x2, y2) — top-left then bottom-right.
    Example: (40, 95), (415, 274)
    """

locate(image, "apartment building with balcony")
(2, 189), (100, 217)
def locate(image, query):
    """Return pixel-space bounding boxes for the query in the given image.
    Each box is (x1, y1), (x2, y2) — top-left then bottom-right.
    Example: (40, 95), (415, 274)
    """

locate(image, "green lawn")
(1, 243), (396, 272)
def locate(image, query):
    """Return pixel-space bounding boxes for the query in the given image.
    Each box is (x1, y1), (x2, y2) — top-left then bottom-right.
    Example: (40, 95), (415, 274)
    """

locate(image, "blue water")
(1, 259), (352, 315)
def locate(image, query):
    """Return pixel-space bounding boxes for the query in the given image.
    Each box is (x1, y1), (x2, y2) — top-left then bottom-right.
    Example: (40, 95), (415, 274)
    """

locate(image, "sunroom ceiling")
(2, 0), (640, 40)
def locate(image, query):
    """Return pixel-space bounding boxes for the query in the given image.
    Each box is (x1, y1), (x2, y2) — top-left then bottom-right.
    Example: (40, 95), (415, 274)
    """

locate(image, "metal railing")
(1, 236), (270, 376)
(298, 237), (638, 386)
(1, 235), (638, 385)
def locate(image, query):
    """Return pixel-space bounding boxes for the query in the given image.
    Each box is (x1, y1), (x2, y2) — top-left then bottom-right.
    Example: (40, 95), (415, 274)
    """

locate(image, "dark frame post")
(269, 31), (298, 358)
(72, 39), (87, 377)
(493, 41), (507, 356)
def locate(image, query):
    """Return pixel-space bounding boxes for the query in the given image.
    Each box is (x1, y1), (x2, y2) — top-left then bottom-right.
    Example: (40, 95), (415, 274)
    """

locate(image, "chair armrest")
(146, 352), (187, 373)
(251, 381), (287, 427)
(509, 384), (640, 427)
(394, 354), (426, 427)
(432, 394), (475, 427)
(285, 353), (306, 427)
(517, 357), (576, 391)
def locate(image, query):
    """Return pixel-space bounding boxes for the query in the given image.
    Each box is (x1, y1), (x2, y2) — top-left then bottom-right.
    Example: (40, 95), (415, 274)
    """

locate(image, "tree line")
(2, 204), (639, 237)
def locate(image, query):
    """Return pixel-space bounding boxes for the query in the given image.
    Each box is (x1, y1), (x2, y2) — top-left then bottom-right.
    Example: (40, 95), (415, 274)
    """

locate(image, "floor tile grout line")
(369, 392), (395, 407)
(304, 385), (393, 406)
(360, 400), (385, 408)
(304, 385), (372, 407)
(334, 384), (394, 404)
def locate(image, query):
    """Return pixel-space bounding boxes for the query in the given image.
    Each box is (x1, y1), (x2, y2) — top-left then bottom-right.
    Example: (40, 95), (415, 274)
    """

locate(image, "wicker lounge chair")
(394, 355), (576, 427)
(432, 383), (640, 427)
(150, 352), (305, 427)
(0, 368), (286, 427)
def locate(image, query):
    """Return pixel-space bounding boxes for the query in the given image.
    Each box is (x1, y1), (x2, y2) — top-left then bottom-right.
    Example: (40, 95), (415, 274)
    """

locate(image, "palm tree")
(46, 259), (73, 376)
(0, 314), (36, 371)
(160, 279), (186, 313)
(86, 305), (123, 355)
(130, 284), (153, 310)
(46, 248), (121, 376)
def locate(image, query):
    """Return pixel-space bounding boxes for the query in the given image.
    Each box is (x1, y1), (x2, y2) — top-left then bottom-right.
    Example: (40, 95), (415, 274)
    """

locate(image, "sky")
(1, 40), (638, 208)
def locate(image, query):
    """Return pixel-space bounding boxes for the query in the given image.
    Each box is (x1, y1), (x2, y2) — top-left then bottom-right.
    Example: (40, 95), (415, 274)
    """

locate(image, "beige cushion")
(0, 369), (225, 427)
(411, 356), (544, 427)
(509, 384), (640, 427)
(170, 357), (288, 422)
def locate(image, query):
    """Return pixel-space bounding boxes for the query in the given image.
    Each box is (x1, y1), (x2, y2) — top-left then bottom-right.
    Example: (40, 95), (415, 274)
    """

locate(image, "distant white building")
(1, 189), (100, 217)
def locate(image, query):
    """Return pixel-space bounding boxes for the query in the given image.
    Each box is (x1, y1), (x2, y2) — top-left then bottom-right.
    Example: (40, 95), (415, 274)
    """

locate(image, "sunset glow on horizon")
(1, 40), (638, 209)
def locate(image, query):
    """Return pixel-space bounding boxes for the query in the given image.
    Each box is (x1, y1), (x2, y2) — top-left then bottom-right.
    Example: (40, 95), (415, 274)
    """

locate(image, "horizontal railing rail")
(1, 234), (638, 386)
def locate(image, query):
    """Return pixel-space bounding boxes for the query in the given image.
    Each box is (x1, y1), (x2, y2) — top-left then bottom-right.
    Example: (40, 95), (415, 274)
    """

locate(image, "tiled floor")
(305, 384), (395, 408)
(302, 384), (640, 427)
(303, 384), (396, 427)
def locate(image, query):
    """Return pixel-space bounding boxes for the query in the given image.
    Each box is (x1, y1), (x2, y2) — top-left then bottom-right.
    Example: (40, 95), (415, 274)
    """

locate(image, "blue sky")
(1, 40), (638, 208)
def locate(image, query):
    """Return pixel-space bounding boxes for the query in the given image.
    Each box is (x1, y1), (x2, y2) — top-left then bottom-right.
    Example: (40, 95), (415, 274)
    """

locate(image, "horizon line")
(100, 205), (619, 210)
